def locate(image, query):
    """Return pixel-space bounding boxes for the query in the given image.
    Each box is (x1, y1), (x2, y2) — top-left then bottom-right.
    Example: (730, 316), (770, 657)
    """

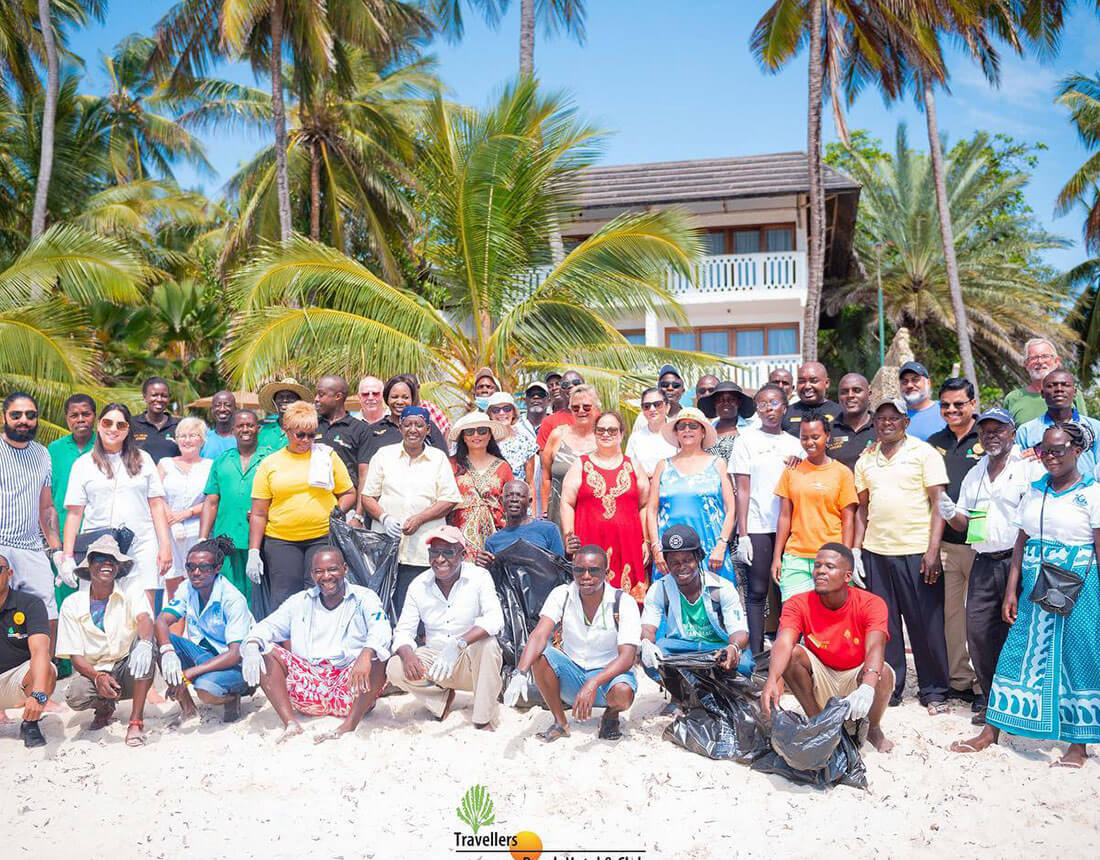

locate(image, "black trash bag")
(659, 651), (772, 764)
(750, 697), (869, 791)
(250, 572), (272, 621)
(328, 513), (401, 621)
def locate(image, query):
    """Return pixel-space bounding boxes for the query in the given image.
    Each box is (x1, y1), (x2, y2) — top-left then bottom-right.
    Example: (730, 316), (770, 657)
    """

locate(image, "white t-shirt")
(956, 449), (1031, 554)
(64, 450), (166, 530)
(625, 424), (677, 476)
(540, 582), (641, 670)
(728, 428), (804, 533)
(1013, 476), (1100, 546)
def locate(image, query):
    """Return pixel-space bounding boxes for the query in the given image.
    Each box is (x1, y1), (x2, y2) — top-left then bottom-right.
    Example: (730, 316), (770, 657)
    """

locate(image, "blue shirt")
(485, 520), (565, 556)
(906, 403), (946, 441)
(1016, 410), (1100, 476)
(201, 431), (238, 460)
(163, 575), (253, 654)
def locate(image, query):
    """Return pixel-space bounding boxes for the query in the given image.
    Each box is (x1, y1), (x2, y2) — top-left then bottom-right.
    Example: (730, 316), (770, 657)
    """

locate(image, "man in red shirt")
(761, 543), (895, 753)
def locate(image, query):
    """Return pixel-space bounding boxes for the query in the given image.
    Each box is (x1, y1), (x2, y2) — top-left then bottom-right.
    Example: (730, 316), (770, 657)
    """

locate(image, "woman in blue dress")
(645, 407), (738, 585)
(982, 423), (1100, 768)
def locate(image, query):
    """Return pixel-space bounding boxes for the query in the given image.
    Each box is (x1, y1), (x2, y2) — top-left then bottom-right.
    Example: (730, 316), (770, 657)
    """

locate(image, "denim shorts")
(543, 646), (636, 706)
(170, 635), (251, 697)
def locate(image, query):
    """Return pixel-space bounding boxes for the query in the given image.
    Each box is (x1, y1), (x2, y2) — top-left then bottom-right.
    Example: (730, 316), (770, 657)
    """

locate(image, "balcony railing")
(671, 250), (805, 297)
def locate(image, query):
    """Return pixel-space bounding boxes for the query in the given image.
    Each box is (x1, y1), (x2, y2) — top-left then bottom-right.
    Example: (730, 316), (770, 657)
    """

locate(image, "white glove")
(937, 495), (958, 520)
(241, 640), (264, 687)
(129, 639), (153, 678)
(851, 548), (866, 589)
(160, 647), (183, 687)
(503, 672), (529, 707)
(382, 515), (404, 539)
(56, 554), (78, 588)
(246, 548), (264, 584)
(735, 536), (753, 565)
(640, 638), (664, 669)
(844, 683), (876, 720)
(427, 638), (463, 682)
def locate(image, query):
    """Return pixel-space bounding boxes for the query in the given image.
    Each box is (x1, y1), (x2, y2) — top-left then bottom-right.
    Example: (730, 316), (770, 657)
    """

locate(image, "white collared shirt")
(392, 562), (504, 652)
(957, 447), (1032, 553)
(539, 582), (642, 670)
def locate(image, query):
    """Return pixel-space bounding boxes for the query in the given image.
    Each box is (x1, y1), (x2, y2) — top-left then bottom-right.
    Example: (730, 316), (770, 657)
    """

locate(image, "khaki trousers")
(386, 637), (503, 725)
(940, 542), (977, 692)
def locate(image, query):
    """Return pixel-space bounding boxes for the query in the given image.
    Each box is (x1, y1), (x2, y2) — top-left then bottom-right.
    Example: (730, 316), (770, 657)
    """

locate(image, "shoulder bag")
(1029, 482), (1090, 616)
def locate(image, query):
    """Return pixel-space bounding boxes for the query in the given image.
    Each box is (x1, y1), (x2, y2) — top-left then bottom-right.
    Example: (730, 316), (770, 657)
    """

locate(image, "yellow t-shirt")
(252, 448), (352, 541)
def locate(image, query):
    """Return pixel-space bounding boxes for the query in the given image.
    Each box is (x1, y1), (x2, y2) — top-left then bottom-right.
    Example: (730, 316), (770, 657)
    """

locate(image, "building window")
(735, 329), (765, 356)
(700, 330), (728, 356)
(768, 326), (798, 355)
(668, 331), (695, 352)
(666, 324), (799, 357)
(702, 231), (725, 256)
(620, 329), (645, 346)
(765, 227), (794, 252)
(699, 224), (796, 255)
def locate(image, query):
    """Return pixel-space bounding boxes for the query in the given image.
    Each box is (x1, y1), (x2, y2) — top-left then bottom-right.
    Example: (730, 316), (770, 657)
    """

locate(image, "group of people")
(0, 335), (1097, 769)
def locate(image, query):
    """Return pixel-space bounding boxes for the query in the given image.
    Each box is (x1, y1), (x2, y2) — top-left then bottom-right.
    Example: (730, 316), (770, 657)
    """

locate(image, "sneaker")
(20, 720), (46, 748)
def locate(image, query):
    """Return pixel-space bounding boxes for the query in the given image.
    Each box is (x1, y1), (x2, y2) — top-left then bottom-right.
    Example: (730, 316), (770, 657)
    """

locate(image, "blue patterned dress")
(656, 456), (737, 584)
(986, 475), (1100, 743)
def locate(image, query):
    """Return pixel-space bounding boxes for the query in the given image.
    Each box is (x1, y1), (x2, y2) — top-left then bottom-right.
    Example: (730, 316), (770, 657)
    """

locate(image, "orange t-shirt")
(774, 458), (858, 558)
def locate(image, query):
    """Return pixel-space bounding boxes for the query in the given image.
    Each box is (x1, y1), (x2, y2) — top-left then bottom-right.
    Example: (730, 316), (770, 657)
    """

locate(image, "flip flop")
(598, 713), (623, 741)
(536, 722), (570, 743)
(125, 720), (145, 747)
(949, 741), (980, 753)
(1051, 758), (1085, 769)
(927, 701), (951, 716)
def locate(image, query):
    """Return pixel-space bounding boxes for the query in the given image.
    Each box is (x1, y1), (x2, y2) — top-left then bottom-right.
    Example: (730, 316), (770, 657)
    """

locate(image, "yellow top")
(252, 448), (353, 541)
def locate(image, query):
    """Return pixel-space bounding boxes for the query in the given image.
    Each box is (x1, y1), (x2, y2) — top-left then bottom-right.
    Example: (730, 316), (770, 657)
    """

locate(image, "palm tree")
(826, 126), (1072, 390)
(1056, 72), (1100, 253)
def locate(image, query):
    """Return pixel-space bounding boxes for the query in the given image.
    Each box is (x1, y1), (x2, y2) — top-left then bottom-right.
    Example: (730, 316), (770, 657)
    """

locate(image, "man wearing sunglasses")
(658, 364), (686, 419)
(386, 526), (504, 730)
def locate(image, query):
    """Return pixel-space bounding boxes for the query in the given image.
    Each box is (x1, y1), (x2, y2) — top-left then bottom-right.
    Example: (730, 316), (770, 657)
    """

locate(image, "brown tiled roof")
(574, 152), (860, 209)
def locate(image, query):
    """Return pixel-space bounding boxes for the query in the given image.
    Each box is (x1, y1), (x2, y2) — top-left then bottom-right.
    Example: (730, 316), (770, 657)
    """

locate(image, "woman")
(364, 374), (447, 458)
(448, 412), (514, 556)
(979, 423), (1100, 768)
(486, 392), (537, 486)
(646, 407), (737, 585)
(697, 381), (755, 462)
(625, 387), (676, 477)
(561, 411), (650, 603)
(158, 417), (213, 598)
(542, 384), (600, 526)
(248, 401), (356, 614)
(63, 403), (173, 606)
(771, 413), (858, 601)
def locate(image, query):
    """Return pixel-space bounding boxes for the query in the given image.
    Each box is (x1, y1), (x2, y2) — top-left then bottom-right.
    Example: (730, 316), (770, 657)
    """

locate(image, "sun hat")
(258, 377), (310, 415)
(485, 392), (518, 411)
(696, 381), (755, 420)
(449, 410), (509, 442)
(661, 406), (718, 449)
(75, 534), (134, 580)
(422, 524), (467, 549)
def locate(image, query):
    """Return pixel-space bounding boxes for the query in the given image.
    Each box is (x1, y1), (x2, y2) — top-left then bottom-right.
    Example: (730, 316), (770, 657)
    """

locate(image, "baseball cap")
(422, 525), (467, 548)
(660, 524), (702, 553)
(872, 396), (907, 414)
(524, 381), (549, 395)
(976, 407), (1015, 427)
(657, 364), (682, 381)
(898, 361), (930, 379)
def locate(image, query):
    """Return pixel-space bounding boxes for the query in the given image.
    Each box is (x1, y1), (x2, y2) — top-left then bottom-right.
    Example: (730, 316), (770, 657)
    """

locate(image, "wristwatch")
(457, 637), (469, 651)
(29, 691), (48, 705)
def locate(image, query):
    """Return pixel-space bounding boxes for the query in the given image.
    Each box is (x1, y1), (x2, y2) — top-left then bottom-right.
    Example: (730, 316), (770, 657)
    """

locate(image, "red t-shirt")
(779, 588), (889, 671)
(536, 410), (575, 449)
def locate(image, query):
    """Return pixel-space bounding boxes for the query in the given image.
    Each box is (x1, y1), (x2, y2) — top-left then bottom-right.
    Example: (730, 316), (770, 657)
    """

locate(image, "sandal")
(536, 722), (570, 743)
(598, 713), (623, 741)
(927, 701), (950, 716)
(125, 720), (146, 747)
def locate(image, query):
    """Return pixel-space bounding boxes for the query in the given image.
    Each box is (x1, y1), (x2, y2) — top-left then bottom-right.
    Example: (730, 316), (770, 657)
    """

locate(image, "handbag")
(72, 466), (135, 557)
(1028, 483), (1089, 617)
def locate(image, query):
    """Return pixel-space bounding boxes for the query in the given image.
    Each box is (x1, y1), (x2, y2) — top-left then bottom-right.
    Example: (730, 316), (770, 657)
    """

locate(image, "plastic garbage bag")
(329, 513), (401, 621)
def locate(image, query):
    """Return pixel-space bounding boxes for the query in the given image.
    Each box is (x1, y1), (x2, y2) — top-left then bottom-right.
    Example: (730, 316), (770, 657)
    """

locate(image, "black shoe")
(946, 688), (976, 704)
(888, 694), (902, 707)
(20, 720), (46, 748)
(971, 693), (987, 713)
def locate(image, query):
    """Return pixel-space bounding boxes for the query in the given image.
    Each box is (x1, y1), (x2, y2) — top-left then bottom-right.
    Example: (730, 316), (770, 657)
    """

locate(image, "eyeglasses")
(462, 426), (491, 436)
(1039, 443), (1074, 458)
(939, 399), (973, 411)
(291, 429), (315, 439)
(641, 401), (664, 411)
(570, 404), (593, 413)
(572, 566), (605, 576)
(100, 418), (128, 430)
(184, 562), (219, 573)
(675, 421), (702, 432)
(1025, 353), (1057, 364)
(696, 387), (716, 397)
(177, 433), (203, 441)
(595, 426), (621, 436)
(428, 547), (461, 559)
(359, 391), (382, 398)
(756, 399), (784, 410)
(6, 410), (37, 420)
(659, 380), (683, 389)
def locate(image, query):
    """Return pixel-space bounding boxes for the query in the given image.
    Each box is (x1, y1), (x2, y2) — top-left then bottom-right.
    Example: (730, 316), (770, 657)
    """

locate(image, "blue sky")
(69, 1), (1100, 271)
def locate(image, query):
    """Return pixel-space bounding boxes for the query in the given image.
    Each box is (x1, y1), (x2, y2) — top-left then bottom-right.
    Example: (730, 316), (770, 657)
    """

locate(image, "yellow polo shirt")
(252, 448), (353, 541)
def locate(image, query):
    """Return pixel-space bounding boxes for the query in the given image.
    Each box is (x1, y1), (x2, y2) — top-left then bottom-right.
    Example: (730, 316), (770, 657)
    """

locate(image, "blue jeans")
(170, 635), (251, 697)
(642, 635), (755, 683)
(542, 646), (636, 706)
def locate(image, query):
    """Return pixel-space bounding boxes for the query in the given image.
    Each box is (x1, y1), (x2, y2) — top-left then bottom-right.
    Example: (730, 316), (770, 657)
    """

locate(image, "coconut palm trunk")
(803, 0), (825, 362)
(310, 140), (322, 241)
(31, 0), (59, 242)
(519, 0), (535, 76)
(922, 77), (977, 387)
(269, 0), (292, 241)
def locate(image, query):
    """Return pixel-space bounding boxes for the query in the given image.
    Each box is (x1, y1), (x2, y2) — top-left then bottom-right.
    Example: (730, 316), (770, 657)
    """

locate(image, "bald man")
(315, 376), (372, 518)
(828, 373), (876, 470)
(783, 362), (842, 436)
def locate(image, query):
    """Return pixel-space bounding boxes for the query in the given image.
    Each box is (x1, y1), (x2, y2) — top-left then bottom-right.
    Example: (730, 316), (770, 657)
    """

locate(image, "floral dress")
(656, 456), (737, 584)
(449, 457), (514, 557)
(573, 455), (648, 603)
(500, 432), (538, 480)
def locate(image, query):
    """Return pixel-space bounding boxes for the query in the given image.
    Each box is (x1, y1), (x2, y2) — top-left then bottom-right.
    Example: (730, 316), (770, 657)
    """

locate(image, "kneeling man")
(242, 545), (390, 743)
(761, 543), (895, 753)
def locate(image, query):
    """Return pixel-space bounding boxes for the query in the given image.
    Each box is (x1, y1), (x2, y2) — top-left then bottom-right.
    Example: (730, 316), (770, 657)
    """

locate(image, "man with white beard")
(899, 362), (946, 441)
(1002, 338), (1088, 425)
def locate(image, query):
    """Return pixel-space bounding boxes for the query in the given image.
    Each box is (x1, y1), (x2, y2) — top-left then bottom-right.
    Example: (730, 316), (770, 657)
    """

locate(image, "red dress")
(574, 454), (647, 602)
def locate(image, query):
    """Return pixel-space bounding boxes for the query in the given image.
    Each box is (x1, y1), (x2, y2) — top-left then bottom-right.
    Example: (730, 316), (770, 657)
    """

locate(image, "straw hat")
(257, 378), (311, 415)
(449, 410), (509, 442)
(75, 534), (134, 580)
(661, 406), (718, 449)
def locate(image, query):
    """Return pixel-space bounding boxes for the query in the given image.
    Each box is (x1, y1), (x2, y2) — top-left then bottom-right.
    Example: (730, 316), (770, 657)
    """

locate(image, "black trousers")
(966, 551), (1013, 698)
(394, 563), (424, 622)
(260, 535), (331, 615)
(745, 533), (777, 655)
(865, 550), (949, 705)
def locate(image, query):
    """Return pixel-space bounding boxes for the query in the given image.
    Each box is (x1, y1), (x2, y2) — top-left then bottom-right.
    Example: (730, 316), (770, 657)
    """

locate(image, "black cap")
(899, 361), (929, 379)
(544, 371), (563, 383)
(661, 524), (702, 553)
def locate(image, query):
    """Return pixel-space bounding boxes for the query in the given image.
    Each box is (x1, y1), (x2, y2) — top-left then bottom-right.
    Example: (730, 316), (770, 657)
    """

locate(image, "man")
(131, 377), (180, 462)
(545, 372), (563, 406)
(506, 545), (640, 742)
(0, 554), (56, 747)
(1003, 338), (1088, 424)
(768, 367), (795, 402)
(658, 364), (685, 419)
(0, 394), (64, 636)
(695, 374), (719, 402)
(926, 378), (982, 701)
(473, 367), (501, 406)
(854, 397), (950, 712)
(761, 543), (894, 753)
(937, 408), (1030, 740)
(828, 373), (876, 470)
(782, 362), (841, 436)
(386, 527), (504, 730)
(242, 545), (391, 743)
(899, 362), (946, 441)
(199, 410), (267, 600)
(639, 525), (749, 692)
(56, 536), (155, 747)
(256, 377), (310, 455)
(536, 370), (585, 449)
(314, 375), (371, 516)
(355, 375), (387, 424)
(155, 536), (253, 724)
(478, 480), (564, 564)
(516, 382), (550, 512)
(201, 391), (238, 459)
(1015, 369), (1100, 474)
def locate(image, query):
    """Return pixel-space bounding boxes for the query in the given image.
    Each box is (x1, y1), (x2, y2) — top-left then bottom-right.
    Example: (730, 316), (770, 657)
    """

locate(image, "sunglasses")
(462, 427), (491, 436)
(659, 381), (683, 389)
(360, 391), (382, 398)
(675, 421), (702, 432)
(559, 380), (580, 390)
(595, 426), (621, 436)
(88, 554), (118, 566)
(1039, 443), (1074, 458)
(487, 406), (514, 415)
(184, 562), (219, 573)
(641, 401), (664, 411)
(939, 399), (973, 410)
(291, 430), (315, 439)
(100, 418), (129, 430)
(570, 404), (593, 413)
(428, 547), (461, 559)
(6, 410), (37, 420)
(697, 387), (716, 396)
(572, 566), (605, 576)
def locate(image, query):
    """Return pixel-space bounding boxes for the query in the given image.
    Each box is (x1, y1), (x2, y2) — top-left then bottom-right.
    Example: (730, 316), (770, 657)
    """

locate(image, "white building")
(563, 152), (860, 390)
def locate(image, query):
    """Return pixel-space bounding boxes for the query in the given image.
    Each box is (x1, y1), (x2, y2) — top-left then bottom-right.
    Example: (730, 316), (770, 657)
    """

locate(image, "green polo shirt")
(47, 433), (95, 537)
(256, 418), (286, 457)
(204, 447), (268, 548)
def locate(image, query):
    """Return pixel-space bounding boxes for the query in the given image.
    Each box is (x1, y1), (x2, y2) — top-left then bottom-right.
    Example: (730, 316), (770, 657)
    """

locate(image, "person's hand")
(760, 677), (781, 719)
(129, 639), (153, 678)
(347, 651), (375, 695)
(770, 557), (782, 585)
(921, 547), (943, 585)
(844, 683), (875, 720)
(348, 511), (365, 528)
(22, 693), (45, 722)
(708, 543), (725, 572)
(851, 548), (866, 589)
(1002, 591), (1019, 626)
(652, 549), (668, 576)
(715, 644), (742, 672)
(640, 638), (663, 669)
(160, 648), (184, 687)
(427, 638), (463, 682)
(564, 533), (582, 555)
(735, 536), (753, 565)
(401, 651), (426, 682)
(783, 454), (800, 470)
(401, 514), (422, 536)
(156, 544), (173, 576)
(246, 548), (264, 584)
(937, 495), (958, 520)
(503, 672), (529, 707)
(641, 541), (651, 567)
(56, 554), (78, 588)
(573, 678), (599, 722)
(382, 515), (405, 539)
(241, 640), (264, 686)
(95, 671), (122, 700)
(168, 510), (188, 526)
(474, 548), (494, 568)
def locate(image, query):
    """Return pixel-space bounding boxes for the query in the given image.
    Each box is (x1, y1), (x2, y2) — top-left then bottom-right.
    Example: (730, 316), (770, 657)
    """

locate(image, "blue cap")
(976, 407), (1015, 427)
(658, 364), (682, 380)
(899, 361), (929, 379)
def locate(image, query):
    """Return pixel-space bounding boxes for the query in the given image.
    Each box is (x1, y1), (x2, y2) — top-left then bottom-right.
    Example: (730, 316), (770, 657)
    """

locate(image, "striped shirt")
(0, 437), (51, 549)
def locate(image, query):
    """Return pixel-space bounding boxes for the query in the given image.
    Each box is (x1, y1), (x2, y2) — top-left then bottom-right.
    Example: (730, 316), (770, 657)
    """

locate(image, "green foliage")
(456, 785), (495, 835)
